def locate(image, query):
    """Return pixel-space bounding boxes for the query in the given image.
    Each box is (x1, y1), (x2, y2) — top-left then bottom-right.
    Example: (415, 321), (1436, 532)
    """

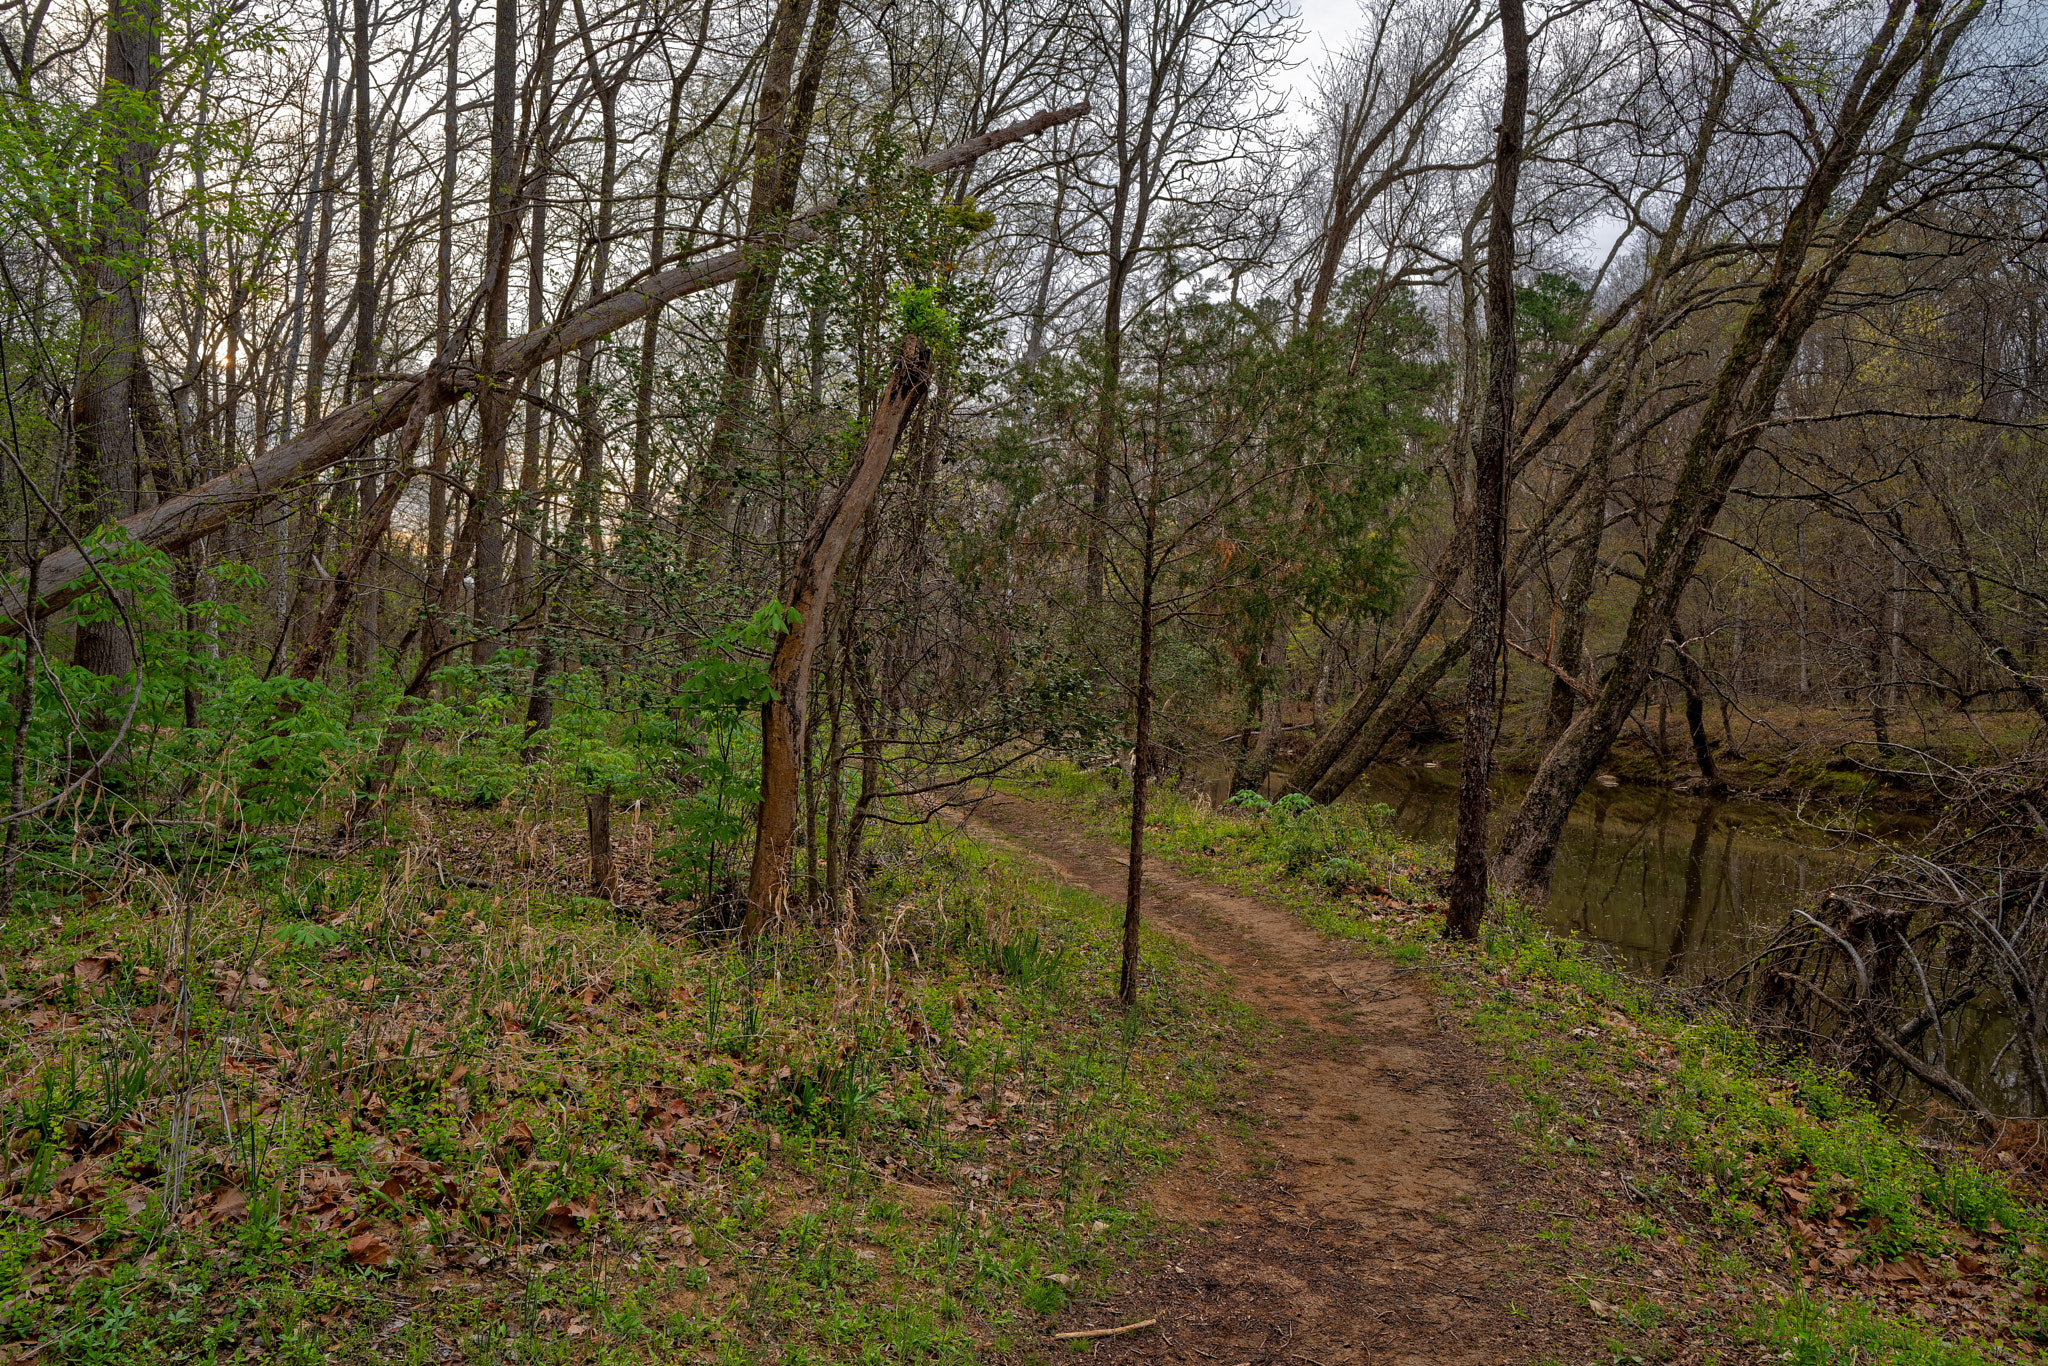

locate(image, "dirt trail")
(971, 795), (1602, 1366)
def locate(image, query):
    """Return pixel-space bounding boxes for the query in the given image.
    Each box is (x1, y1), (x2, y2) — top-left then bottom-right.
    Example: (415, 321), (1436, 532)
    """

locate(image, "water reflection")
(1202, 762), (1856, 977)
(1194, 759), (2024, 1114)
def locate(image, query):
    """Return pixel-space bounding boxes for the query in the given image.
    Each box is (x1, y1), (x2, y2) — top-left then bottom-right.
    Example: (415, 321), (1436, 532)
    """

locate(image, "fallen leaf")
(501, 1121), (535, 1156)
(541, 1199), (592, 1235)
(72, 956), (121, 985)
(346, 1231), (394, 1267)
(211, 1187), (248, 1223)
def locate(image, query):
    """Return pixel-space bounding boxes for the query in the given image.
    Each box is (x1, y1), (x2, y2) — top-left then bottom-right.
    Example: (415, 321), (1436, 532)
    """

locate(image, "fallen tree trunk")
(0, 102), (1087, 630)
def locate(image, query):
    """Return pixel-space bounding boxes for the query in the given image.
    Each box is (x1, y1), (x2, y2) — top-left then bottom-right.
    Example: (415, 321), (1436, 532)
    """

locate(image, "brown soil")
(970, 794), (1610, 1366)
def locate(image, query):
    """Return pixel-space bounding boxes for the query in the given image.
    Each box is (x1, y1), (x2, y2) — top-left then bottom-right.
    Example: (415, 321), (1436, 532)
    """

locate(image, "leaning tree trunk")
(696, 0), (840, 547)
(1287, 540), (1462, 797)
(0, 104), (1086, 634)
(1496, 1), (1976, 895)
(740, 335), (934, 942)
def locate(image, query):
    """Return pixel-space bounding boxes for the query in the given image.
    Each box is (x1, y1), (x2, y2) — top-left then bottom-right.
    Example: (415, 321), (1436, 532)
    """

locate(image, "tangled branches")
(1743, 855), (2047, 1125)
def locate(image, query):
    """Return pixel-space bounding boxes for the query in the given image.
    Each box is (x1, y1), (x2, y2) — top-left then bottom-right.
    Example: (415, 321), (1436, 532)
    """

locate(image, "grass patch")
(0, 797), (1257, 1362)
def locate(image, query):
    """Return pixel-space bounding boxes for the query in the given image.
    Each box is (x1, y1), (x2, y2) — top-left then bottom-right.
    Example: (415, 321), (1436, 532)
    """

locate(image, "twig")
(1053, 1318), (1157, 1340)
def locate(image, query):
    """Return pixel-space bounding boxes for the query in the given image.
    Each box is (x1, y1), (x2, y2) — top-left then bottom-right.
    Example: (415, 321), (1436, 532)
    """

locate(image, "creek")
(1194, 759), (2027, 1114)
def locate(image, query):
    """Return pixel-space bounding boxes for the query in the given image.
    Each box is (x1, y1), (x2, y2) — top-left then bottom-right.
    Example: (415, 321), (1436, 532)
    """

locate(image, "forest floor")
(969, 793), (1610, 1365)
(2, 763), (2042, 1364)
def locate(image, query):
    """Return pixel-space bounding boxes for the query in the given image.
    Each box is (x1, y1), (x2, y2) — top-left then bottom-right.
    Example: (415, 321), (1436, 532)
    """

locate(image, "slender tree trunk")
(1540, 427), (1612, 756)
(1446, 0), (1528, 941)
(347, 0), (381, 682)
(511, 0), (561, 623)
(1669, 626), (1720, 790)
(1119, 519), (1156, 1006)
(696, 0), (839, 542)
(588, 789), (614, 900)
(427, 0), (458, 609)
(741, 335), (932, 941)
(471, 0), (520, 662)
(632, 74), (687, 516)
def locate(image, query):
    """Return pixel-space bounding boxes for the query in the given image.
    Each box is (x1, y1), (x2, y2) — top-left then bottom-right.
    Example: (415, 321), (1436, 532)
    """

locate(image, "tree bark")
(426, 0), (458, 611)
(1668, 625), (1721, 790)
(631, 73), (687, 516)
(1120, 514), (1156, 1006)
(69, 0), (160, 682)
(740, 335), (933, 941)
(1446, 0), (1528, 941)
(696, 0), (840, 543)
(471, 0), (520, 662)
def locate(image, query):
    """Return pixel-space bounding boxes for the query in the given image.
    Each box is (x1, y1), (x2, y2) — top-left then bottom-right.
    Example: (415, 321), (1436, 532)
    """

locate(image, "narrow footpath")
(971, 794), (1610, 1366)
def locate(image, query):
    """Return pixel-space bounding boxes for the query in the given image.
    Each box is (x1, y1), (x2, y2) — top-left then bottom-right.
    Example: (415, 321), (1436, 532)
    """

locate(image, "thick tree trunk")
(1446, 0), (1528, 941)
(0, 105), (1087, 630)
(741, 335), (933, 941)
(69, 0), (160, 682)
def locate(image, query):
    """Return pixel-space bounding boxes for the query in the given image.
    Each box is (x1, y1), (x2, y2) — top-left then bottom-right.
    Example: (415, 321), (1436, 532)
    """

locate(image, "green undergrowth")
(0, 798), (1258, 1363)
(1011, 759), (2048, 1364)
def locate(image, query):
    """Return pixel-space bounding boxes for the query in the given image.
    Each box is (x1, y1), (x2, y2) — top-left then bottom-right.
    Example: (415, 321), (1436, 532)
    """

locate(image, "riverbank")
(1009, 759), (2048, 1363)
